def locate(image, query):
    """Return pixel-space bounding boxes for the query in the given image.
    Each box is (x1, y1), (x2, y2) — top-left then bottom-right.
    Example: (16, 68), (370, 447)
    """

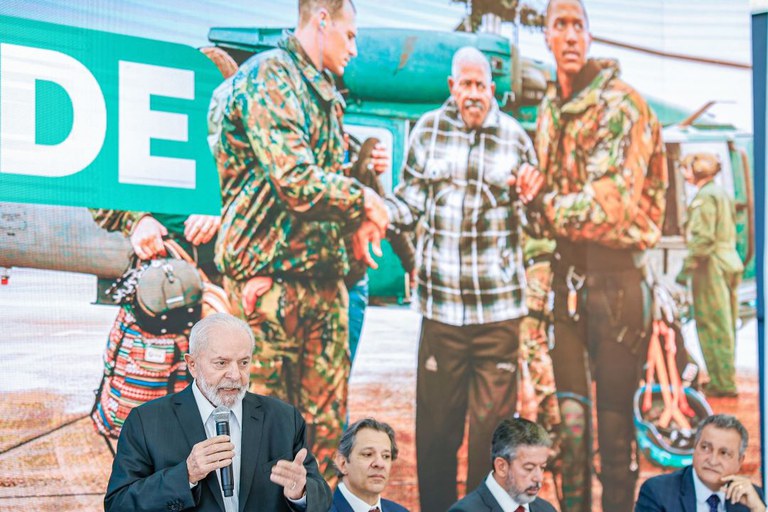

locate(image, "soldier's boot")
(556, 395), (592, 512)
(597, 409), (638, 512)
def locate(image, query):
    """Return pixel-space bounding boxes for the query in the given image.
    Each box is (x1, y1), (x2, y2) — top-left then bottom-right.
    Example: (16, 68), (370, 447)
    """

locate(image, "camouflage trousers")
(518, 259), (561, 431)
(692, 264), (741, 394)
(224, 276), (349, 481)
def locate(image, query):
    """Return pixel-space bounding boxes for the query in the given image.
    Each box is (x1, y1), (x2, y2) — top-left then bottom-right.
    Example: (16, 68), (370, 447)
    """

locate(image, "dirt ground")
(0, 269), (762, 511)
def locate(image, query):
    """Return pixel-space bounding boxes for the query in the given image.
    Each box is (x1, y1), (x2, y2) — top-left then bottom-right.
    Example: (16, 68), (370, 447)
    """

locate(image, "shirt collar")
(338, 482), (382, 512)
(485, 472), (528, 512)
(279, 32), (343, 106)
(545, 58), (620, 115)
(191, 380), (244, 429)
(692, 466), (725, 509)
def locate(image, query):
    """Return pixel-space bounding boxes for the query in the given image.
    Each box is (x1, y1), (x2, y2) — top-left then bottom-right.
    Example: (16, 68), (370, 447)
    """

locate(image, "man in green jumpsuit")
(677, 152), (743, 397)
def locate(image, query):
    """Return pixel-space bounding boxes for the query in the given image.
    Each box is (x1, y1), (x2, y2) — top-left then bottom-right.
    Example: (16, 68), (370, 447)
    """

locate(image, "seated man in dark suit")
(330, 418), (409, 512)
(636, 414), (765, 512)
(105, 313), (332, 512)
(449, 418), (556, 512)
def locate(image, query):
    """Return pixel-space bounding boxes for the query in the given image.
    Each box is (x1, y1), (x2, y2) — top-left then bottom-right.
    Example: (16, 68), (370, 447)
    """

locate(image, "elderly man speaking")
(105, 313), (331, 512)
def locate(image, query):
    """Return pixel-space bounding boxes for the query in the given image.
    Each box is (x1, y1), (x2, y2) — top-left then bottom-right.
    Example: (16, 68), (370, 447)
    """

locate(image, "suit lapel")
(477, 482), (504, 512)
(680, 466), (697, 512)
(725, 499), (748, 512)
(238, 392), (264, 512)
(172, 385), (226, 512)
(333, 488), (355, 512)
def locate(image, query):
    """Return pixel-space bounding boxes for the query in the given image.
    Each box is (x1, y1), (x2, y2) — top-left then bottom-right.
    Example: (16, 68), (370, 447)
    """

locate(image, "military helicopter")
(0, 1), (754, 311)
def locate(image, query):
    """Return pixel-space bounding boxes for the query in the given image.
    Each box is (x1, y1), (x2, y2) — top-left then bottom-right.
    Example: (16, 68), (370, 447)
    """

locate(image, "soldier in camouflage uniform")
(214, 0), (389, 479)
(522, 1), (668, 510)
(676, 153), (743, 397)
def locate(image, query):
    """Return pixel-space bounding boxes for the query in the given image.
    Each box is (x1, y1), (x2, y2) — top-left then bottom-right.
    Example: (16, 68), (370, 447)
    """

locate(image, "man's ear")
(544, 29), (552, 52)
(318, 8), (329, 30)
(185, 353), (196, 378)
(448, 76), (455, 92)
(490, 81), (496, 96)
(493, 456), (509, 478)
(333, 452), (349, 477)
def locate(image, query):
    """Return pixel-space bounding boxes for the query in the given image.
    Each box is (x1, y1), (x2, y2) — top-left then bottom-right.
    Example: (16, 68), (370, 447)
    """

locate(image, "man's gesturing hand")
(130, 216), (167, 260)
(363, 187), (389, 235)
(184, 215), (221, 246)
(270, 448), (308, 500)
(722, 475), (767, 512)
(370, 143), (391, 174)
(507, 163), (545, 204)
(186, 435), (235, 485)
(242, 276), (274, 316)
(352, 221), (384, 269)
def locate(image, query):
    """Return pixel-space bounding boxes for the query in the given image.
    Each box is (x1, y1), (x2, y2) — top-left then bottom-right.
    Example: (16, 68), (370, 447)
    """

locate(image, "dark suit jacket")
(448, 481), (557, 512)
(328, 487), (409, 512)
(635, 465), (764, 512)
(105, 385), (332, 512)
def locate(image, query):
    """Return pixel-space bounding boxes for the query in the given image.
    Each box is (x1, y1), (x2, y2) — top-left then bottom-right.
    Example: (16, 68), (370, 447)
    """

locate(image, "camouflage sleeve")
(384, 116), (431, 230)
(540, 98), (661, 244)
(89, 209), (148, 237)
(682, 194), (716, 271)
(207, 77), (233, 154)
(240, 61), (364, 223)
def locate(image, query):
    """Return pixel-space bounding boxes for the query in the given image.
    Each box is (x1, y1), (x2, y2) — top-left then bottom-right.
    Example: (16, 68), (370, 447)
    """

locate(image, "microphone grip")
(215, 420), (234, 497)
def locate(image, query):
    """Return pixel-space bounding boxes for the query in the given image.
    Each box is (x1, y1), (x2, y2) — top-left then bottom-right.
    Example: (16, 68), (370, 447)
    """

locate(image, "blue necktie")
(706, 494), (720, 512)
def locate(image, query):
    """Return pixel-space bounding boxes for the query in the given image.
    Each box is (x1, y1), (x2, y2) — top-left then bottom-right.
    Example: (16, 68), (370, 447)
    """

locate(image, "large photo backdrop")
(0, 1), (760, 511)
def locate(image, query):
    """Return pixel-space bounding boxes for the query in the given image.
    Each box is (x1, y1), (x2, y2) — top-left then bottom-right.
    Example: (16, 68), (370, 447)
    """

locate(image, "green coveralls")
(681, 180), (743, 395)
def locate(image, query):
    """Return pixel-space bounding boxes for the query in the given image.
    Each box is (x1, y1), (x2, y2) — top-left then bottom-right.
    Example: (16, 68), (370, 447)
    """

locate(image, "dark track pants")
(551, 261), (649, 512)
(416, 317), (520, 512)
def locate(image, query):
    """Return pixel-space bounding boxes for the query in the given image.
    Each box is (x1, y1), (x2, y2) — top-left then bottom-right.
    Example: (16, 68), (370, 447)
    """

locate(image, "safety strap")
(642, 320), (694, 429)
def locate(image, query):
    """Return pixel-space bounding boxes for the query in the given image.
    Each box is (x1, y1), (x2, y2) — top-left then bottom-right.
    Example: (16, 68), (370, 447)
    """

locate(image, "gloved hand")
(652, 281), (677, 323)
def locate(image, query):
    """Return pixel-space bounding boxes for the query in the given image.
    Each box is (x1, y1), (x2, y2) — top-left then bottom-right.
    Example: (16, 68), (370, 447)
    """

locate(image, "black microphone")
(213, 406), (234, 498)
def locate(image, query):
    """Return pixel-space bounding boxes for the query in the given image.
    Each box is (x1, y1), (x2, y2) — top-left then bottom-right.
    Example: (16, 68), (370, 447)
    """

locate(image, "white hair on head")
(451, 46), (492, 82)
(188, 313), (255, 356)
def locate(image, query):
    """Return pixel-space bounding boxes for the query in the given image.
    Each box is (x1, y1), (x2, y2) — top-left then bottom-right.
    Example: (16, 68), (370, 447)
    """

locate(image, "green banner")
(0, 15), (222, 214)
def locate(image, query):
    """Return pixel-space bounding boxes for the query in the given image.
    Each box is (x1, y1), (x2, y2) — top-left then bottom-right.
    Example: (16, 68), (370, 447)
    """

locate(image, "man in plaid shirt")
(383, 46), (543, 512)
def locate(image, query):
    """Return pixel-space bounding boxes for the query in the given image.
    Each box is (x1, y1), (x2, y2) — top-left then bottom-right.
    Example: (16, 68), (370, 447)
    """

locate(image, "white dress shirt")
(192, 381), (243, 512)
(338, 482), (383, 512)
(692, 468), (726, 512)
(485, 472), (529, 511)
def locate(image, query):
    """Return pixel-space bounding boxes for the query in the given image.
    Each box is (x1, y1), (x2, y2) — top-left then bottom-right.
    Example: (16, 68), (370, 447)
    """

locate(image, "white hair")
(451, 46), (492, 82)
(188, 313), (255, 356)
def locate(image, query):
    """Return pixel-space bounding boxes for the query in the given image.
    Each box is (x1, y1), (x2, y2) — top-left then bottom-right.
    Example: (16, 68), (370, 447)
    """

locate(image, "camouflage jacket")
(215, 34), (365, 282)
(385, 98), (536, 326)
(533, 59), (667, 250)
(90, 209), (147, 236)
(682, 180), (743, 276)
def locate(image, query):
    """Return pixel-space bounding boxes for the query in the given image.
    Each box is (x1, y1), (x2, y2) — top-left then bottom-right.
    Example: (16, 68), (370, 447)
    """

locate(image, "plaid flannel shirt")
(385, 98), (536, 326)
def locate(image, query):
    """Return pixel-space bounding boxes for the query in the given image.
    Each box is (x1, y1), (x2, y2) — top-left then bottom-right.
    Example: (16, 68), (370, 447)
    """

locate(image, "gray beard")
(513, 491), (537, 505)
(197, 377), (246, 408)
